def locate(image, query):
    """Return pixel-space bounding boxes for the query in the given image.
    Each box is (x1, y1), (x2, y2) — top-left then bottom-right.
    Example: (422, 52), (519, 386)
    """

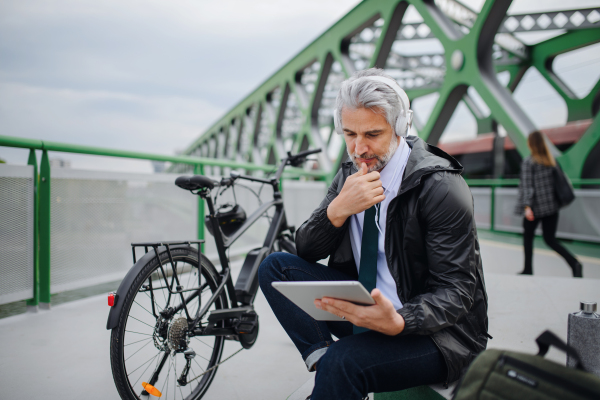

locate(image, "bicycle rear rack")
(131, 240), (204, 265)
(130, 240), (205, 321)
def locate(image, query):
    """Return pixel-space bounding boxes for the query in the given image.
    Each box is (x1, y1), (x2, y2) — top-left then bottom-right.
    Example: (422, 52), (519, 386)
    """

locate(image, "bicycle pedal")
(234, 312), (258, 335)
(204, 306), (255, 335)
(207, 306), (254, 323)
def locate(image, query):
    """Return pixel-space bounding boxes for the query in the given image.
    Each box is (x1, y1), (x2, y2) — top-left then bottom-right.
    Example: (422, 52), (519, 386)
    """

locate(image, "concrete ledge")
(286, 377), (377, 400)
(375, 386), (444, 400)
(286, 377), (314, 400)
(288, 378), (455, 400)
(374, 381), (456, 400)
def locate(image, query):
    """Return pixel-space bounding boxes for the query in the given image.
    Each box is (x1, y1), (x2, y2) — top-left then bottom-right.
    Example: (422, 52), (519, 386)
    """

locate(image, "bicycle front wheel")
(110, 246), (226, 400)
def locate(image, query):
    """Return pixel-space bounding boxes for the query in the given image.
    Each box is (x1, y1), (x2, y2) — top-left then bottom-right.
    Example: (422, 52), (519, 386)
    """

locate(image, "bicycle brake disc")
(152, 316), (169, 350)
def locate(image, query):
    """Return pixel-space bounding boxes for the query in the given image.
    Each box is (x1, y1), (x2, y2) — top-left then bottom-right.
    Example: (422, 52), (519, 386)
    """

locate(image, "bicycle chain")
(184, 347), (244, 385)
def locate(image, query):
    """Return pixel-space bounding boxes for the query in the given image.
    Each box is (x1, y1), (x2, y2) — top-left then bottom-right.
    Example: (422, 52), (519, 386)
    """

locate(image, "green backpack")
(453, 331), (600, 400)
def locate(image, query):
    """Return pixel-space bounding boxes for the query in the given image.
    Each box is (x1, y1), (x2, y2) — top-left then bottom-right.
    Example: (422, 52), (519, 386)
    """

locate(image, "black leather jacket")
(295, 137), (489, 383)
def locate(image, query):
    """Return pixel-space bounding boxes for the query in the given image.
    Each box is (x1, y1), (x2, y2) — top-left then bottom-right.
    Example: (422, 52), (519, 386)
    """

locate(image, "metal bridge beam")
(177, 0), (600, 180)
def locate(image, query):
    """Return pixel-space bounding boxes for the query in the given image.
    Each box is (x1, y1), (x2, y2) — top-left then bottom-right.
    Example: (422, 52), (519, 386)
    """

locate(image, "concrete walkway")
(0, 240), (598, 400)
(479, 237), (600, 279)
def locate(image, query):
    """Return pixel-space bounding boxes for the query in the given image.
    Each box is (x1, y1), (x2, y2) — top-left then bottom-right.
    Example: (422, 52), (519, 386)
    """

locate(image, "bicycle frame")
(110, 149), (319, 338)
(106, 149), (321, 400)
(199, 178), (292, 314)
(110, 180), (292, 341)
(193, 152), (316, 325)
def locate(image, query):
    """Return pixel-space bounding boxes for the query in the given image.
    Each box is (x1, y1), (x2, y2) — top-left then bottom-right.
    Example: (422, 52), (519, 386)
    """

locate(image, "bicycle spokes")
(114, 247), (225, 400)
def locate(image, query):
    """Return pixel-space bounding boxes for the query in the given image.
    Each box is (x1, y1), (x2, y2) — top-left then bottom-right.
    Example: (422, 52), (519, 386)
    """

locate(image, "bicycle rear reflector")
(108, 292), (117, 307)
(142, 382), (162, 397)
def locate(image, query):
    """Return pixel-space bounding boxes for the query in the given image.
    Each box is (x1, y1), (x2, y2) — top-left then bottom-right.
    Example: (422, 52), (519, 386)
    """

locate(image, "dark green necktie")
(354, 204), (378, 334)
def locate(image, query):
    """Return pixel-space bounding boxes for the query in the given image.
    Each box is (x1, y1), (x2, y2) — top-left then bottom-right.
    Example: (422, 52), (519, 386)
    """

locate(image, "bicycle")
(107, 148), (322, 400)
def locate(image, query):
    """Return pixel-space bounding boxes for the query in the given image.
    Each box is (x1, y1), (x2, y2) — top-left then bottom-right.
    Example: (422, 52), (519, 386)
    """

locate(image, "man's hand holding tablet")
(316, 288), (405, 336)
(271, 281), (405, 335)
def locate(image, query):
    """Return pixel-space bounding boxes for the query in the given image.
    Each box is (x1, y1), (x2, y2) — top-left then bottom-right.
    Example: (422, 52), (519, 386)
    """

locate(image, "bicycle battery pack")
(235, 247), (269, 304)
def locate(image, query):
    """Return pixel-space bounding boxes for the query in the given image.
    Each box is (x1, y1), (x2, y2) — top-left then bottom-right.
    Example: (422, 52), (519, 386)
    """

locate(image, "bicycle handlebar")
(275, 148), (322, 180)
(288, 148), (322, 159)
(220, 148), (322, 189)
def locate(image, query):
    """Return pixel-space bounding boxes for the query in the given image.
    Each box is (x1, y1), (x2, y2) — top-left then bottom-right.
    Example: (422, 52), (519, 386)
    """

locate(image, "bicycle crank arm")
(192, 327), (239, 336)
(193, 306), (258, 337)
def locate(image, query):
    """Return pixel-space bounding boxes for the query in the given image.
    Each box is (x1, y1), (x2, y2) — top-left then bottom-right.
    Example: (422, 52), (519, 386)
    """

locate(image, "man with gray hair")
(259, 68), (489, 399)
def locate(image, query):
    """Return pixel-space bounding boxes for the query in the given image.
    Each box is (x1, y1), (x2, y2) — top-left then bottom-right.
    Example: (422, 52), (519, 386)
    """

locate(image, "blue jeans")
(258, 252), (447, 399)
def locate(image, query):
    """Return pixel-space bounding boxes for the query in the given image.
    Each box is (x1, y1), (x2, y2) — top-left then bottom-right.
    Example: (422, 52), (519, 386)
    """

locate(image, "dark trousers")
(522, 212), (579, 274)
(258, 252), (446, 399)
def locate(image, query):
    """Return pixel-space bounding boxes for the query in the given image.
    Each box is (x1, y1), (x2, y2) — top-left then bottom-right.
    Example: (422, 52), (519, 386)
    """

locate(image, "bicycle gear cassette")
(167, 317), (189, 352)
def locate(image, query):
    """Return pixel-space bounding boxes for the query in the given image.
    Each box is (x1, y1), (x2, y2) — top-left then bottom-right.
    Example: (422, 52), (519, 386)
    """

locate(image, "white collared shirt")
(349, 137), (411, 310)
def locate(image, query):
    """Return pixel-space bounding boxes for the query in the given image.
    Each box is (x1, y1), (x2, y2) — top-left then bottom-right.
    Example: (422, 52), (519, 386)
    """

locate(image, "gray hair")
(334, 68), (406, 136)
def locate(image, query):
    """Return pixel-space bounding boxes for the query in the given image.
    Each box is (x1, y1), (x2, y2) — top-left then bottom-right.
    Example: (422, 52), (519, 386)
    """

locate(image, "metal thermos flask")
(567, 301), (600, 377)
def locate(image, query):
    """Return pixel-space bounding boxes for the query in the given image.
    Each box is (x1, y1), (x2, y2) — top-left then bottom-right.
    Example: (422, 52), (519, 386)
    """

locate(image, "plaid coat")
(515, 156), (559, 218)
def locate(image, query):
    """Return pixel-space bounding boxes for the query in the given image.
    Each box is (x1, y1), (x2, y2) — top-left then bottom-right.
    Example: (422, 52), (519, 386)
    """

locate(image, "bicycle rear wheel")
(110, 246), (226, 400)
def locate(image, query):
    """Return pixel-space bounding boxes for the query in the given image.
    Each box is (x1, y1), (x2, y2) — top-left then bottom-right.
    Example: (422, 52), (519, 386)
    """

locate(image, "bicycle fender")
(106, 245), (196, 330)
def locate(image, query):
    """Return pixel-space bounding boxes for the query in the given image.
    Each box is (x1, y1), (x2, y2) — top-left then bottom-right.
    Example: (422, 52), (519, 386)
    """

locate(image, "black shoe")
(571, 261), (583, 278)
(518, 270), (532, 275)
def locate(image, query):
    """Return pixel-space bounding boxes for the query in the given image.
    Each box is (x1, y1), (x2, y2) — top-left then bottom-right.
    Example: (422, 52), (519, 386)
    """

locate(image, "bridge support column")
(39, 150), (51, 310)
(26, 149), (39, 313)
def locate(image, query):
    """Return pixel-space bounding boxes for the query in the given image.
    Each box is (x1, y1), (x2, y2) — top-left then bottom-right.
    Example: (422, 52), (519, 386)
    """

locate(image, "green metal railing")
(0, 134), (327, 308)
(2, 134), (599, 308)
(465, 178), (600, 233)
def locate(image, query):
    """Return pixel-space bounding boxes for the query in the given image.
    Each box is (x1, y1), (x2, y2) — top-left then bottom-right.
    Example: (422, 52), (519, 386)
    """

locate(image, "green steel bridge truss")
(177, 0), (600, 181)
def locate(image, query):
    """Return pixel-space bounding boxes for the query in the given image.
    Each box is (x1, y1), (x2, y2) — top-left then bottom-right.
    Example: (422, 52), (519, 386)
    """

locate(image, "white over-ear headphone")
(334, 75), (413, 137)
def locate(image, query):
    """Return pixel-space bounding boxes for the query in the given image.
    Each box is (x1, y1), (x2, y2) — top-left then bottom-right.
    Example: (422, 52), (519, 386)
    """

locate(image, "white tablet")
(271, 281), (375, 321)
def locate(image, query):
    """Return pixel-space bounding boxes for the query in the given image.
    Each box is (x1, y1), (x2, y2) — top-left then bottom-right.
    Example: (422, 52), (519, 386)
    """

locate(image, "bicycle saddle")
(175, 175), (217, 191)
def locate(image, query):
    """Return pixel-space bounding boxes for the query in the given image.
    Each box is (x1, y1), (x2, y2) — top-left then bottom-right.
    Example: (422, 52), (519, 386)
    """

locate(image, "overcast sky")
(0, 0), (362, 171)
(1, 0), (598, 172)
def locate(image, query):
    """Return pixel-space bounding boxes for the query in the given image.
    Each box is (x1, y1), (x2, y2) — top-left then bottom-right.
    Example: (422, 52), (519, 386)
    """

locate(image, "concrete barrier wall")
(49, 169), (198, 293)
(45, 170), (326, 294)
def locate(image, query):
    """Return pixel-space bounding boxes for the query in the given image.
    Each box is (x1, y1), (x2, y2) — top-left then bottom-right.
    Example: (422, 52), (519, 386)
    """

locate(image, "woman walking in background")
(515, 131), (583, 277)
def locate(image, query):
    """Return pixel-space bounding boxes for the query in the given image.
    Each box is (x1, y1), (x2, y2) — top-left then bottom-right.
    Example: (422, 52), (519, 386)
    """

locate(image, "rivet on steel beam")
(451, 50), (465, 71)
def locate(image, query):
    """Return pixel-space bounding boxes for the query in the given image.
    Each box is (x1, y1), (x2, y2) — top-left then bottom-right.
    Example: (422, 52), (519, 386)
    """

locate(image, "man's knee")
(258, 253), (278, 289)
(258, 252), (297, 288)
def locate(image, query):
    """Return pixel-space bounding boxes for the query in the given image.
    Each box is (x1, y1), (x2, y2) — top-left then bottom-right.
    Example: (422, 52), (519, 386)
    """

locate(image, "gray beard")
(347, 135), (400, 173)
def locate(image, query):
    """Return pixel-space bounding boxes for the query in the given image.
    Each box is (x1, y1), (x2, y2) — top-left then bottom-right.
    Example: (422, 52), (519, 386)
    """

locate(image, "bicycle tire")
(110, 246), (226, 400)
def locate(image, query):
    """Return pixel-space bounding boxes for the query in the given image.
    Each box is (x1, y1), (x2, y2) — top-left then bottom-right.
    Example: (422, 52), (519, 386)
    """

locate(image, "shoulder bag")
(554, 162), (575, 207)
(453, 330), (600, 400)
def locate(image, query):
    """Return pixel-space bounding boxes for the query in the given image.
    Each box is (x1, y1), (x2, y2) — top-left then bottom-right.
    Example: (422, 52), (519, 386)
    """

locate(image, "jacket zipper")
(474, 267), (493, 340)
(430, 336), (450, 387)
(499, 355), (598, 398)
